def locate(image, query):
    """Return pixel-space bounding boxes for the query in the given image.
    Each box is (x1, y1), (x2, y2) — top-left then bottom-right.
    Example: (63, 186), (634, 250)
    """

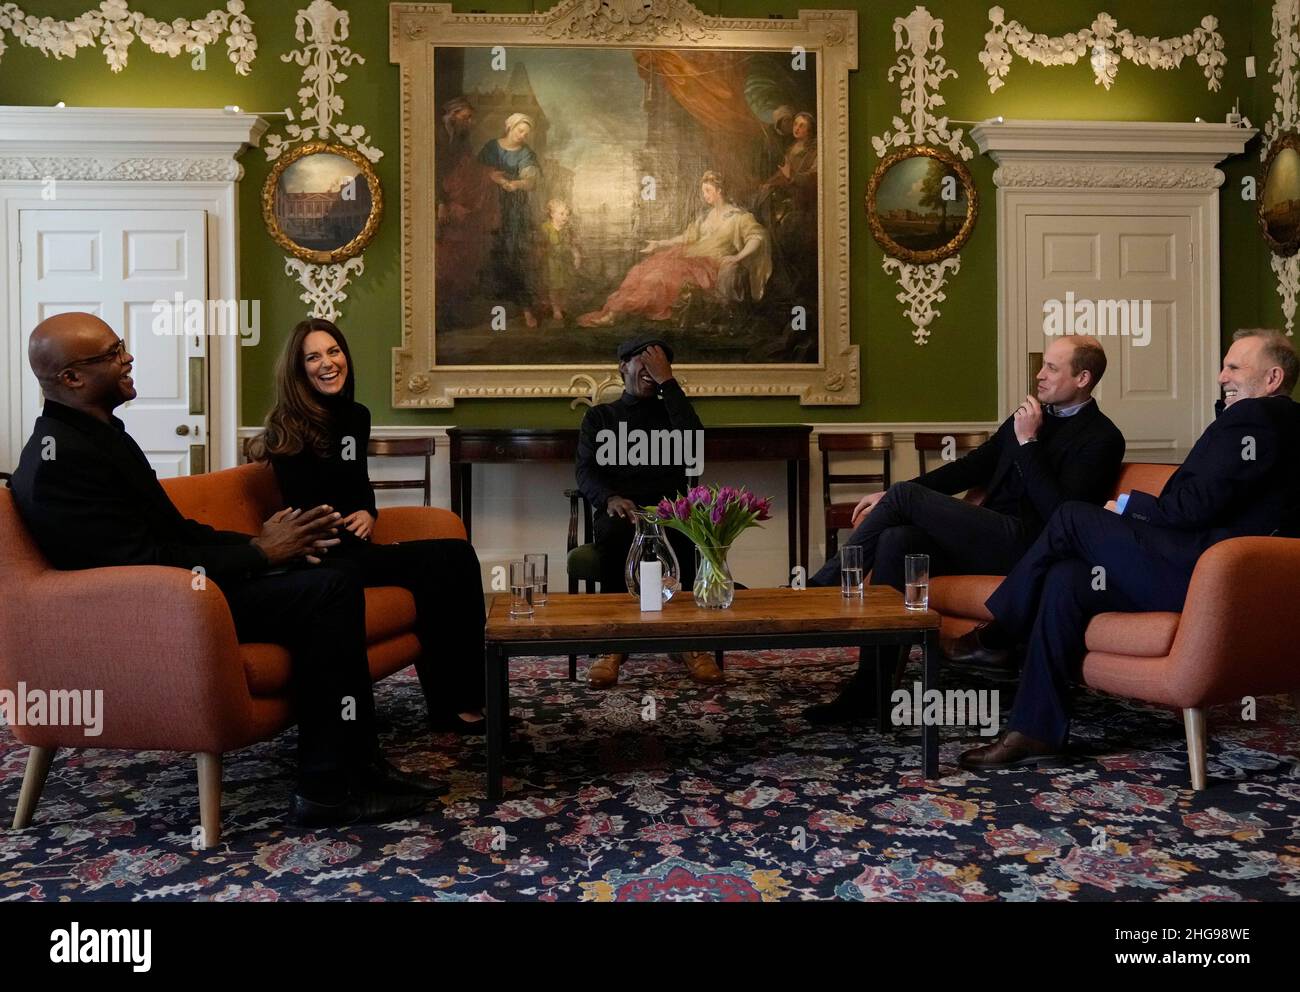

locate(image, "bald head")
(28, 311), (135, 418)
(29, 312), (116, 382)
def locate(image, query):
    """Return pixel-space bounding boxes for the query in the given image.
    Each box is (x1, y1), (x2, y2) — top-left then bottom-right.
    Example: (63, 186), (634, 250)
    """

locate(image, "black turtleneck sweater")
(269, 398), (378, 519)
(575, 378), (705, 513)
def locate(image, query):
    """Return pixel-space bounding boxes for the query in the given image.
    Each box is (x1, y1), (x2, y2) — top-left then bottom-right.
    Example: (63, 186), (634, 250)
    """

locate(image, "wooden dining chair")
(368, 437), (436, 506)
(913, 431), (989, 504)
(818, 432), (893, 558)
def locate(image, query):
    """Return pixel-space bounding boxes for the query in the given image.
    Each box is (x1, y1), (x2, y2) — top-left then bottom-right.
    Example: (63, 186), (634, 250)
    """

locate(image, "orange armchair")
(1, 462), (467, 847)
(928, 463), (1300, 788)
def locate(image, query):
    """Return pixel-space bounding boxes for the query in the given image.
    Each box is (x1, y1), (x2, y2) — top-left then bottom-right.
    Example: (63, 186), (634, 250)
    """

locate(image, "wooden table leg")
(921, 629), (939, 778)
(786, 459), (798, 576)
(875, 645), (892, 734)
(486, 643), (505, 800)
(798, 455), (810, 579)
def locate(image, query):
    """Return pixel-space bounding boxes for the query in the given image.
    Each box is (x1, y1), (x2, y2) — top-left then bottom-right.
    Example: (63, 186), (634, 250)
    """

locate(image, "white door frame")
(0, 107), (267, 472)
(971, 119), (1257, 449)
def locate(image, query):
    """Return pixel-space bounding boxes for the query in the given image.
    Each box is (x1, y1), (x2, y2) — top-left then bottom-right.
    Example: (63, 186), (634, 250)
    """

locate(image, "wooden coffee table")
(483, 587), (942, 799)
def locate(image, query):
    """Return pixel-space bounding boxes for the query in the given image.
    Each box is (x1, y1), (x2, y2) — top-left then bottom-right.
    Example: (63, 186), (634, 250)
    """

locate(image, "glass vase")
(624, 517), (681, 603)
(693, 544), (735, 609)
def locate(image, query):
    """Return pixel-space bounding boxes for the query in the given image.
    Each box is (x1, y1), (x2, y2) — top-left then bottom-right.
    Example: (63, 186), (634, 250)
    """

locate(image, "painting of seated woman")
(430, 45), (820, 366)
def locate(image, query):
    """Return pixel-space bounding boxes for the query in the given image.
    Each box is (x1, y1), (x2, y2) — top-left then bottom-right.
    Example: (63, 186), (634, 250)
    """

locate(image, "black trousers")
(987, 501), (1192, 746)
(594, 514), (697, 593)
(325, 537), (486, 714)
(810, 481), (1030, 590)
(222, 566), (375, 799)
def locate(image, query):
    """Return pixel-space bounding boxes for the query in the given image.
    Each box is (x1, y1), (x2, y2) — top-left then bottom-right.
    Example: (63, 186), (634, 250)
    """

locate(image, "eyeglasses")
(63, 338), (127, 371)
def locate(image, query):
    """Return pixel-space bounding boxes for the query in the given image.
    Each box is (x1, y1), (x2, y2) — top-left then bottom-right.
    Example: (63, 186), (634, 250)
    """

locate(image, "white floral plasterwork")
(263, 1), (381, 321)
(286, 256), (364, 322)
(263, 0), (379, 163)
(1266, 1), (1300, 334)
(883, 257), (960, 346)
(979, 6), (1226, 94)
(0, 0), (256, 74)
(873, 6), (972, 346)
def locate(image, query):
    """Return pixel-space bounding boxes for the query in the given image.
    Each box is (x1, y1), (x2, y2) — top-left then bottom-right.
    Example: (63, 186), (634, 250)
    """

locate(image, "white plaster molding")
(991, 163), (1225, 190)
(263, 1), (380, 322)
(871, 5), (971, 161)
(0, 156), (242, 182)
(980, 6), (1225, 94)
(882, 257), (960, 346)
(0, 106), (266, 183)
(972, 120), (1255, 186)
(872, 5), (972, 347)
(1265, 0), (1300, 334)
(286, 256), (364, 321)
(0, 0), (256, 74)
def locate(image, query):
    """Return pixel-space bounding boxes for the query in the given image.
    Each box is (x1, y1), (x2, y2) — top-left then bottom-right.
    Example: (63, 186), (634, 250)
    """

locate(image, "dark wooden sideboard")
(447, 426), (812, 574)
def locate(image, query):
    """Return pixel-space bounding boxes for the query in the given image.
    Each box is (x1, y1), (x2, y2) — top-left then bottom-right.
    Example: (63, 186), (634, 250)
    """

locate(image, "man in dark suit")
(8, 312), (435, 826)
(575, 333), (721, 688)
(960, 329), (1300, 769)
(806, 335), (1125, 723)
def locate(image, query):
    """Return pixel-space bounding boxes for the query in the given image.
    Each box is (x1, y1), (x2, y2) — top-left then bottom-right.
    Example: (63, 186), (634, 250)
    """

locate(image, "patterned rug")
(2, 650), (1299, 902)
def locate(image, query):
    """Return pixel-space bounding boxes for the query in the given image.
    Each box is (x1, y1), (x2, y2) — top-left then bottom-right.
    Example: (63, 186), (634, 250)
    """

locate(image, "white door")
(1024, 212), (1203, 460)
(19, 209), (208, 477)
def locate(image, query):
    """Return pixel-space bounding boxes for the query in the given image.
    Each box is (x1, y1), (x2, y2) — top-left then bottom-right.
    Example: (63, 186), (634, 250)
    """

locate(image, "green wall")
(0, 0), (1275, 426)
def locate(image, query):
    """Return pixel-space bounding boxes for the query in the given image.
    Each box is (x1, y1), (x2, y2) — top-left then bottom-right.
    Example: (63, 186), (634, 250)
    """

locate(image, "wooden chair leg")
(715, 649), (724, 670)
(12, 745), (55, 829)
(1183, 708), (1207, 791)
(568, 655), (577, 681)
(1291, 691), (1300, 716)
(196, 752), (222, 850)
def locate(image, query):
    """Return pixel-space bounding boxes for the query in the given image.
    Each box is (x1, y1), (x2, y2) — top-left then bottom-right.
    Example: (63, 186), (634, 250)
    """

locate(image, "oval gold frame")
(866, 145), (978, 265)
(1258, 131), (1300, 258)
(262, 141), (384, 264)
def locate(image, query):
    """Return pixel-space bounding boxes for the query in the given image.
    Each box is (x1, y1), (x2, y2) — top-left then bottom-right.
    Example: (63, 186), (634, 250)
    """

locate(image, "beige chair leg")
(12, 745), (55, 829)
(196, 752), (222, 850)
(1183, 708), (1207, 791)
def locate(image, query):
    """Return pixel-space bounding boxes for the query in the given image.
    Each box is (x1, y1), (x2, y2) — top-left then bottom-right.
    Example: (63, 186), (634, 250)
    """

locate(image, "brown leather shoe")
(958, 730), (1067, 770)
(674, 651), (724, 684)
(588, 653), (625, 689)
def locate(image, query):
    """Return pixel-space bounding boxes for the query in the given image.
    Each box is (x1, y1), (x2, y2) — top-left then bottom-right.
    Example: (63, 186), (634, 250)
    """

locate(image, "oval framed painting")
(866, 145), (978, 265)
(262, 141), (383, 264)
(1260, 132), (1300, 257)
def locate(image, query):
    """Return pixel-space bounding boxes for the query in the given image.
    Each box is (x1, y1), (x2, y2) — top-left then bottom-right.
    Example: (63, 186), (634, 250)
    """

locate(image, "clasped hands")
(251, 505), (377, 567)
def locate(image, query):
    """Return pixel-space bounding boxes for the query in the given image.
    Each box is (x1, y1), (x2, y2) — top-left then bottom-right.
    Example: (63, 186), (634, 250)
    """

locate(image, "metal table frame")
(484, 626), (940, 800)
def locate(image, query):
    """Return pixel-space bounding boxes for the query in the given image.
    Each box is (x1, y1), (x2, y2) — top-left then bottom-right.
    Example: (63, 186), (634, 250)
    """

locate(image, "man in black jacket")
(8, 312), (434, 826)
(806, 335), (1125, 722)
(575, 334), (721, 688)
(960, 329), (1300, 769)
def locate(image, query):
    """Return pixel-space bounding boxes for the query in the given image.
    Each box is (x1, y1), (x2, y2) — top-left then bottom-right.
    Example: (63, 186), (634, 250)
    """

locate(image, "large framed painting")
(390, 0), (859, 407)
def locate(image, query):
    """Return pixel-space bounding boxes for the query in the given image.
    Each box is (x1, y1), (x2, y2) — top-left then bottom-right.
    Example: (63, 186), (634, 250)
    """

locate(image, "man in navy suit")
(805, 335), (1125, 723)
(960, 329), (1300, 769)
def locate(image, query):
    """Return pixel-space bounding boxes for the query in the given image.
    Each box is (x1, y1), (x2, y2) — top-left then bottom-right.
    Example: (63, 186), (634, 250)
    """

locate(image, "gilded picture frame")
(262, 141), (384, 264)
(1259, 131), (1300, 257)
(866, 145), (977, 266)
(389, 0), (859, 407)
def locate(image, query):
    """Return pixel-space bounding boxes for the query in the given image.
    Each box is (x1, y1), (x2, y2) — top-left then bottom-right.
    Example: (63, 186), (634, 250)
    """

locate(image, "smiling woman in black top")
(250, 318), (486, 733)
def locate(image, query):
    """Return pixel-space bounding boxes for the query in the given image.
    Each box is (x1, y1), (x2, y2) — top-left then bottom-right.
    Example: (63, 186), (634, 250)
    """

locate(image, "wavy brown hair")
(248, 318), (356, 461)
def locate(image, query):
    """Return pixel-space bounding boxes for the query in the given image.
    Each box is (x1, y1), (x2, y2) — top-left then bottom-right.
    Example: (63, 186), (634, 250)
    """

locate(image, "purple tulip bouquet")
(646, 485), (773, 608)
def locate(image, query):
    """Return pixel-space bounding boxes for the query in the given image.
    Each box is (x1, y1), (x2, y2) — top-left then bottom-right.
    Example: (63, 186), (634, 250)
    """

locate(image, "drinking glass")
(525, 553), (548, 606)
(840, 545), (864, 599)
(904, 554), (930, 611)
(509, 560), (535, 618)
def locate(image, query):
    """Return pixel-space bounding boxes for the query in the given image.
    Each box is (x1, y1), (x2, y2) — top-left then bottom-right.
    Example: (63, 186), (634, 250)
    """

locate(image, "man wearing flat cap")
(575, 334), (723, 688)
